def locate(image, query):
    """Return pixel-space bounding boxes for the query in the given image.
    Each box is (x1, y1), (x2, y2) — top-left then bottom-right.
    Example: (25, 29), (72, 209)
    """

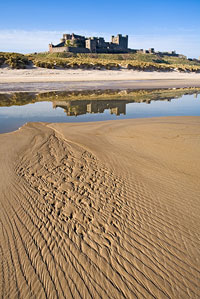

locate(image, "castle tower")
(85, 38), (97, 53)
(49, 43), (53, 53)
(111, 34), (128, 49)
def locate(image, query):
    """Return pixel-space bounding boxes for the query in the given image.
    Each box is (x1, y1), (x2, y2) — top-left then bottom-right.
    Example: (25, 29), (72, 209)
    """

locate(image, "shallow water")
(0, 91), (200, 133)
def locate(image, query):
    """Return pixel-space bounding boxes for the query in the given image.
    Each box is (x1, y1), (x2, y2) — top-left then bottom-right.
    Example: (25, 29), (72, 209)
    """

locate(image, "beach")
(1, 0), (200, 297)
(0, 116), (200, 298)
(1, 68), (200, 92)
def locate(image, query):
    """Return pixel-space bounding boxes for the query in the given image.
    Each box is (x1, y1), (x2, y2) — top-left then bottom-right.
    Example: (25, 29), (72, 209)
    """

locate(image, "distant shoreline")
(1, 68), (200, 92)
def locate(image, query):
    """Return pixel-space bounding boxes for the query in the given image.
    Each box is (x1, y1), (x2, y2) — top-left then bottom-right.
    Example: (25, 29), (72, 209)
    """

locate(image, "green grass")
(30, 51), (200, 65)
(28, 52), (200, 72)
(1, 51), (200, 72)
(0, 52), (30, 68)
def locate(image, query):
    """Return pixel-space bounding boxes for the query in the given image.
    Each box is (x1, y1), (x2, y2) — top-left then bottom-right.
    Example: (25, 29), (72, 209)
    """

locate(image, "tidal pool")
(0, 89), (200, 133)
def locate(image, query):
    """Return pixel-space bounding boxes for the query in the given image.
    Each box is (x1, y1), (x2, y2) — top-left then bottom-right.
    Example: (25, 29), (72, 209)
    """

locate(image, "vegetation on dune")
(27, 52), (200, 72)
(31, 55), (121, 70)
(1, 51), (200, 72)
(0, 52), (30, 68)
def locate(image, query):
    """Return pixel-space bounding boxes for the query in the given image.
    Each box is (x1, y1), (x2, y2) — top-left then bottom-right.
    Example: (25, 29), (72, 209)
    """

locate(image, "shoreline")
(1, 79), (200, 93)
(1, 68), (200, 92)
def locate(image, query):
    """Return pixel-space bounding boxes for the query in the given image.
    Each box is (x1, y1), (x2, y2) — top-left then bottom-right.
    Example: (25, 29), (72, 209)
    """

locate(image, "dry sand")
(1, 68), (200, 92)
(0, 116), (200, 298)
(1, 67), (200, 83)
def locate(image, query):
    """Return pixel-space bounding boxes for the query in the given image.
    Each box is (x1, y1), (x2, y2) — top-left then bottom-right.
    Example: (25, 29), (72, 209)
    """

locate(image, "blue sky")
(0, 0), (200, 58)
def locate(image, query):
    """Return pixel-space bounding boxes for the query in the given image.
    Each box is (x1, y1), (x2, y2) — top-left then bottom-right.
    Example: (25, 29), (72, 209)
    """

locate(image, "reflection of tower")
(110, 102), (126, 115)
(110, 107), (119, 115)
(87, 103), (104, 113)
(194, 93), (198, 99)
(146, 99), (151, 104)
(87, 103), (94, 113)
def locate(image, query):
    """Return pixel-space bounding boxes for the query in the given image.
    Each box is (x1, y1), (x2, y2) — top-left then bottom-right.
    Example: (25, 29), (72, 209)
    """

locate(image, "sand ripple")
(0, 118), (200, 298)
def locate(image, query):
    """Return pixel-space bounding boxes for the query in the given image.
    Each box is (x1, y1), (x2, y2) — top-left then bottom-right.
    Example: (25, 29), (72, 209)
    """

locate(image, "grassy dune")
(0, 52), (30, 69)
(1, 51), (200, 72)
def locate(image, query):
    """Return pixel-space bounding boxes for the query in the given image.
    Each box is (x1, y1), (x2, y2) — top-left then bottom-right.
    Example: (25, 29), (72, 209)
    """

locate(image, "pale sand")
(0, 117), (200, 298)
(1, 68), (200, 83)
(1, 68), (200, 92)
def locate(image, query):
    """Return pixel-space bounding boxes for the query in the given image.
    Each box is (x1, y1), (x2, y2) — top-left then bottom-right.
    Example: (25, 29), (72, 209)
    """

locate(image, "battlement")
(111, 34), (128, 49)
(49, 33), (184, 57)
(49, 33), (129, 54)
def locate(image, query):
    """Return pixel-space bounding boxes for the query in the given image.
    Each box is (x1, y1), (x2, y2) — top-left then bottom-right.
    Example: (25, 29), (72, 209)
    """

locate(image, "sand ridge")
(0, 117), (200, 298)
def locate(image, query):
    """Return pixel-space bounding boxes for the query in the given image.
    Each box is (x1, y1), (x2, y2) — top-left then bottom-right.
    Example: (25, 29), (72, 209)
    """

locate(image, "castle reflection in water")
(53, 99), (129, 116)
(52, 91), (200, 117)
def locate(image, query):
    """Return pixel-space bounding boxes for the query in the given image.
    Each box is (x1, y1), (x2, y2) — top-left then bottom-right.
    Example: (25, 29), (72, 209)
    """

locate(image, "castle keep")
(49, 33), (186, 58)
(49, 33), (129, 53)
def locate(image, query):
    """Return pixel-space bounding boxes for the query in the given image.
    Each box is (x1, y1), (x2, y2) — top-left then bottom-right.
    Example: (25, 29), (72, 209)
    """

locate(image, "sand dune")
(0, 117), (200, 298)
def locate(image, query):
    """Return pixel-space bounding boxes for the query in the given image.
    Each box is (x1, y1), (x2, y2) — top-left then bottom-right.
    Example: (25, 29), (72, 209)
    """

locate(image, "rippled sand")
(0, 117), (200, 298)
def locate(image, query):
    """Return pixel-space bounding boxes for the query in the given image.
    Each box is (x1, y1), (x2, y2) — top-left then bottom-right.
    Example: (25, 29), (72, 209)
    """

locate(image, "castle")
(49, 33), (188, 58)
(49, 33), (129, 54)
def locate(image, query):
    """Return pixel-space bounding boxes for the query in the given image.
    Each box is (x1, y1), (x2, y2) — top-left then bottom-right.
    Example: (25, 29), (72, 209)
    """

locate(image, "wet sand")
(0, 116), (200, 298)
(1, 68), (200, 92)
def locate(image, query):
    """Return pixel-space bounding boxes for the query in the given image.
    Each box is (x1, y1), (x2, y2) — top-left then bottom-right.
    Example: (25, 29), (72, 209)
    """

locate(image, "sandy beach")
(0, 116), (200, 298)
(1, 68), (200, 92)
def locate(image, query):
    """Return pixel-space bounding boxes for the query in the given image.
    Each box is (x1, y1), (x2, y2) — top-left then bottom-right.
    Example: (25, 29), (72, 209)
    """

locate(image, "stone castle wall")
(49, 45), (90, 53)
(49, 33), (129, 54)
